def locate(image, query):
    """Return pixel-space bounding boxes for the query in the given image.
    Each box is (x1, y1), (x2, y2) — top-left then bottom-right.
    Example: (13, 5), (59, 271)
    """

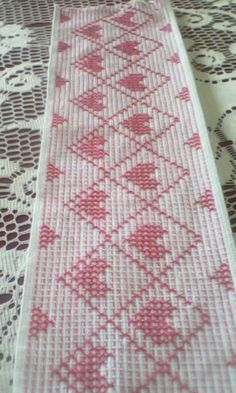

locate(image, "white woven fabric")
(1, 2), (236, 391)
(9, 1), (236, 392)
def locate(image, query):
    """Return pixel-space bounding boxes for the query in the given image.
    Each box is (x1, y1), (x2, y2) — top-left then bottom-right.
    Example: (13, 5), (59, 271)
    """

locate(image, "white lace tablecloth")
(0, 0), (235, 391)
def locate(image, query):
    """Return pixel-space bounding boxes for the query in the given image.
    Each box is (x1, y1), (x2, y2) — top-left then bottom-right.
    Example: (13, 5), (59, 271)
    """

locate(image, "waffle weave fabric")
(13, 2), (236, 392)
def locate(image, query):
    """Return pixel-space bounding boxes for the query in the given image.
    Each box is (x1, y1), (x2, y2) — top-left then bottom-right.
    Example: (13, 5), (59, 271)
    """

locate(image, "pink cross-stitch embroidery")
(209, 263), (234, 291)
(60, 13), (71, 23)
(30, 307), (54, 337)
(113, 10), (138, 27)
(79, 54), (103, 73)
(74, 91), (105, 112)
(58, 41), (70, 52)
(123, 113), (151, 135)
(15, 4), (236, 393)
(39, 225), (59, 248)
(52, 113), (67, 128)
(185, 133), (201, 149)
(66, 189), (107, 219)
(129, 224), (168, 259)
(176, 87), (190, 101)
(119, 73), (146, 91)
(46, 163), (63, 182)
(115, 40), (141, 56)
(78, 23), (101, 39)
(168, 52), (180, 64)
(79, 135), (105, 159)
(58, 259), (109, 298)
(55, 75), (68, 87)
(53, 343), (113, 393)
(124, 163), (159, 189)
(132, 300), (180, 345)
(161, 23), (172, 32)
(196, 189), (215, 211)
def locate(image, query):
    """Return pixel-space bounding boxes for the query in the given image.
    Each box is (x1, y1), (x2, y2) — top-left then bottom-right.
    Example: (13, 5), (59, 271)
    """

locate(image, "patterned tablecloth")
(0, 0), (235, 391)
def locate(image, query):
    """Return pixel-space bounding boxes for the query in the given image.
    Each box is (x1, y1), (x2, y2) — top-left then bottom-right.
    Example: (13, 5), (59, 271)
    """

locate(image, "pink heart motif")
(177, 87), (190, 102)
(132, 300), (179, 344)
(79, 24), (101, 39)
(80, 136), (105, 159)
(55, 75), (68, 88)
(76, 190), (107, 218)
(119, 73), (146, 92)
(185, 133), (201, 150)
(129, 224), (167, 259)
(39, 225), (59, 248)
(113, 11), (138, 27)
(80, 54), (103, 73)
(52, 113), (67, 128)
(58, 41), (70, 52)
(169, 52), (180, 64)
(114, 40), (140, 56)
(123, 113), (151, 135)
(124, 163), (159, 189)
(60, 13), (71, 23)
(80, 92), (104, 111)
(161, 23), (172, 32)
(46, 164), (63, 182)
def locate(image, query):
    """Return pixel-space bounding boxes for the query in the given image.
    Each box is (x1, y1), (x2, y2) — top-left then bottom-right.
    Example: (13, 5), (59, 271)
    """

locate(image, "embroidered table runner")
(13, 2), (236, 392)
